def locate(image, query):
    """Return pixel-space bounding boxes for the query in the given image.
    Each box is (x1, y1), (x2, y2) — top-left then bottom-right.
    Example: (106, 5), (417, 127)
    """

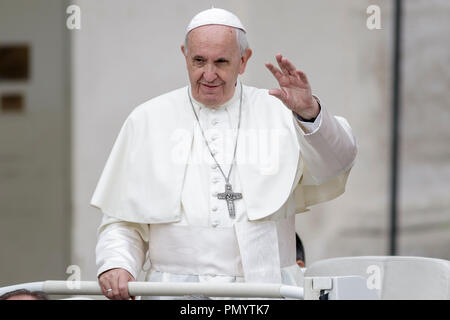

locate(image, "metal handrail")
(0, 280), (304, 299)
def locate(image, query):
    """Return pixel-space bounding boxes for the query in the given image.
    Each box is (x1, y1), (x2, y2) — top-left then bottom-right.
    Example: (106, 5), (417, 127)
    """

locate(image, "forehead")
(187, 25), (238, 56)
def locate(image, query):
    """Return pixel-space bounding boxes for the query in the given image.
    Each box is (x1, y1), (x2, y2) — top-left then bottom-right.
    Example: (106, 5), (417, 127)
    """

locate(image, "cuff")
(293, 95), (323, 135)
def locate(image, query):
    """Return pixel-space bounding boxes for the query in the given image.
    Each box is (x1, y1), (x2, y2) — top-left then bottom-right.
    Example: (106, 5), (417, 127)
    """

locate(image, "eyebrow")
(192, 56), (229, 62)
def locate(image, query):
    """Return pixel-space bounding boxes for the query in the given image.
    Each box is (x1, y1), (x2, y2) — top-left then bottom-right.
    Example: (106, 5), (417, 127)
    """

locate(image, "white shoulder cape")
(91, 85), (355, 223)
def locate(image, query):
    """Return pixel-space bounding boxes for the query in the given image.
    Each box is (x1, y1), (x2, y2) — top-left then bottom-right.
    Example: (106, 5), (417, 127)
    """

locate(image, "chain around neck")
(187, 82), (243, 184)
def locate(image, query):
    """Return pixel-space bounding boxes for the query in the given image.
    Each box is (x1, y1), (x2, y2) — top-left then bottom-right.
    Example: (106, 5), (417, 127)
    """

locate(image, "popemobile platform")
(1, 256), (449, 300)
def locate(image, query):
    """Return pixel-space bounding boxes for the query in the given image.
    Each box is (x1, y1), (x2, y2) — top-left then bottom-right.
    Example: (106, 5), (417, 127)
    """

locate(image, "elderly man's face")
(182, 25), (252, 107)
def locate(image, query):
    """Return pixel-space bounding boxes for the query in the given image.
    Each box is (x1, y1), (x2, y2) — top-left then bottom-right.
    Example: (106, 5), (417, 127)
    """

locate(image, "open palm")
(265, 54), (319, 120)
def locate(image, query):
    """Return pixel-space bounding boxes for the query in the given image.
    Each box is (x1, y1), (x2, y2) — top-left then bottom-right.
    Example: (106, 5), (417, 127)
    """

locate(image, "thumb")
(268, 88), (286, 101)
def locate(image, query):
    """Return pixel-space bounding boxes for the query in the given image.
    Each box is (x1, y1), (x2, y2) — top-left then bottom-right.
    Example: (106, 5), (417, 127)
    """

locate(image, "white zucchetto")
(186, 7), (247, 34)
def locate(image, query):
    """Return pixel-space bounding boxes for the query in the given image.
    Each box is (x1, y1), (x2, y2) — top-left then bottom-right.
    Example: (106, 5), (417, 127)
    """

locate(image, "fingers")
(118, 271), (132, 300)
(98, 272), (116, 299)
(282, 56), (299, 76)
(276, 54), (295, 76)
(265, 62), (283, 81)
(268, 88), (287, 102)
(296, 70), (310, 85)
(267, 54), (309, 85)
(98, 268), (134, 300)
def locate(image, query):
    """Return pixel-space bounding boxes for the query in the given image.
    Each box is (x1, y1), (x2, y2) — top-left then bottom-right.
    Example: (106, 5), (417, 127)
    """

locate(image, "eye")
(216, 59), (228, 64)
(193, 56), (205, 65)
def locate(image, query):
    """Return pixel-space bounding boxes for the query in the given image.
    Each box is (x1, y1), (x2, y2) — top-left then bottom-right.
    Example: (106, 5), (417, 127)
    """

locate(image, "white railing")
(0, 281), (304, 299)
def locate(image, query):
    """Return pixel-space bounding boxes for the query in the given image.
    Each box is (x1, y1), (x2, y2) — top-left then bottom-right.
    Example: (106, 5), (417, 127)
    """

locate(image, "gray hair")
(183, 27), (249, 57)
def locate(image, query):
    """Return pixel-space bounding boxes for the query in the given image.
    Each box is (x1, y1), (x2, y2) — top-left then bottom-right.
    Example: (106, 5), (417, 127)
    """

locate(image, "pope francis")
(91, 8), (357, 300)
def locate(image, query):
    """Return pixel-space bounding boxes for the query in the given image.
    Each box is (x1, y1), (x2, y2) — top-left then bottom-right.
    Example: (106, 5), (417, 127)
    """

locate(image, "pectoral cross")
(217, 183), (242, 219)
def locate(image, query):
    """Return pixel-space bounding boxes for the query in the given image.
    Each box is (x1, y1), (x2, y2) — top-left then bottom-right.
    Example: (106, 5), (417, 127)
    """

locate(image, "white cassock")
(91, 80), (357, 298)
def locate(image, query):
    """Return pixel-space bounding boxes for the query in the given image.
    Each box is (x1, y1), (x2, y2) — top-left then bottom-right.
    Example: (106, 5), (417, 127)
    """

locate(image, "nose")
(203, 64), (218, 82)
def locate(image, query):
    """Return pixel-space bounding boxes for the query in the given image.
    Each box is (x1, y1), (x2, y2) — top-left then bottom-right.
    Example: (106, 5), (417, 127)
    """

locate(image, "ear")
(181, 45), (187, 57)
(239, 48), (252, 75)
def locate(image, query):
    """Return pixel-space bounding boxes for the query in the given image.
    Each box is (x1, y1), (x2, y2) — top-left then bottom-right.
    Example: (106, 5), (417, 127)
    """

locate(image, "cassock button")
(211, 164), (218, 169)
(212, 206), (218, 212)
(211, 119), (219, 125)
(211, 221), (219, 227)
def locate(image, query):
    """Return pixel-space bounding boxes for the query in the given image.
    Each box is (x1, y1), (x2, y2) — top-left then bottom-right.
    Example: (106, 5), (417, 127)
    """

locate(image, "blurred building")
(0, 0), (449, 286)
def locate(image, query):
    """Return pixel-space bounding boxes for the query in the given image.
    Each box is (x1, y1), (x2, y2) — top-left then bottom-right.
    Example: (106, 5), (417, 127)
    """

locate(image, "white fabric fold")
(235, 219), (281, 283)
(294, 100), (357, 186)
(148, 224), (243, 277)
(234, 215), (296, 283)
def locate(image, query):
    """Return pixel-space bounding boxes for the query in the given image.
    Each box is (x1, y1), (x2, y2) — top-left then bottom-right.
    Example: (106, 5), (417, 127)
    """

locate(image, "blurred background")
(0, 0), (449, 286)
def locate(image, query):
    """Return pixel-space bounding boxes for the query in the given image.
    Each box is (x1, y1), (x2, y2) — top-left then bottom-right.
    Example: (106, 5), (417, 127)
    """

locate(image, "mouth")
(200, 83), (222, 90)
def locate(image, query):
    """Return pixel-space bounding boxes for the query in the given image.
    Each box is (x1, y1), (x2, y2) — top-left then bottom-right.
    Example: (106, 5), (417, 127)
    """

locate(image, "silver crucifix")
(217, 183), (242, 219)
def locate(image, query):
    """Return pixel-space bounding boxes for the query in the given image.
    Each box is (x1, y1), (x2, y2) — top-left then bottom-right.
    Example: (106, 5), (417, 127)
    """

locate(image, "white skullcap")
(186, 7), (246, 34)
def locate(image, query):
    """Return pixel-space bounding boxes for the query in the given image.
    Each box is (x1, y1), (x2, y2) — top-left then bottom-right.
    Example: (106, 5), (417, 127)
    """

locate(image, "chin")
(199, 95), (223, 107)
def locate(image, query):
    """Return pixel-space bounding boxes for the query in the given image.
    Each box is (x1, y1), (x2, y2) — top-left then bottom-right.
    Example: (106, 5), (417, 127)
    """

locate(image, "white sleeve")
(293, 100), (357, 186)
(294, 109), (322, 134)
(95, 214), (149, 279)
